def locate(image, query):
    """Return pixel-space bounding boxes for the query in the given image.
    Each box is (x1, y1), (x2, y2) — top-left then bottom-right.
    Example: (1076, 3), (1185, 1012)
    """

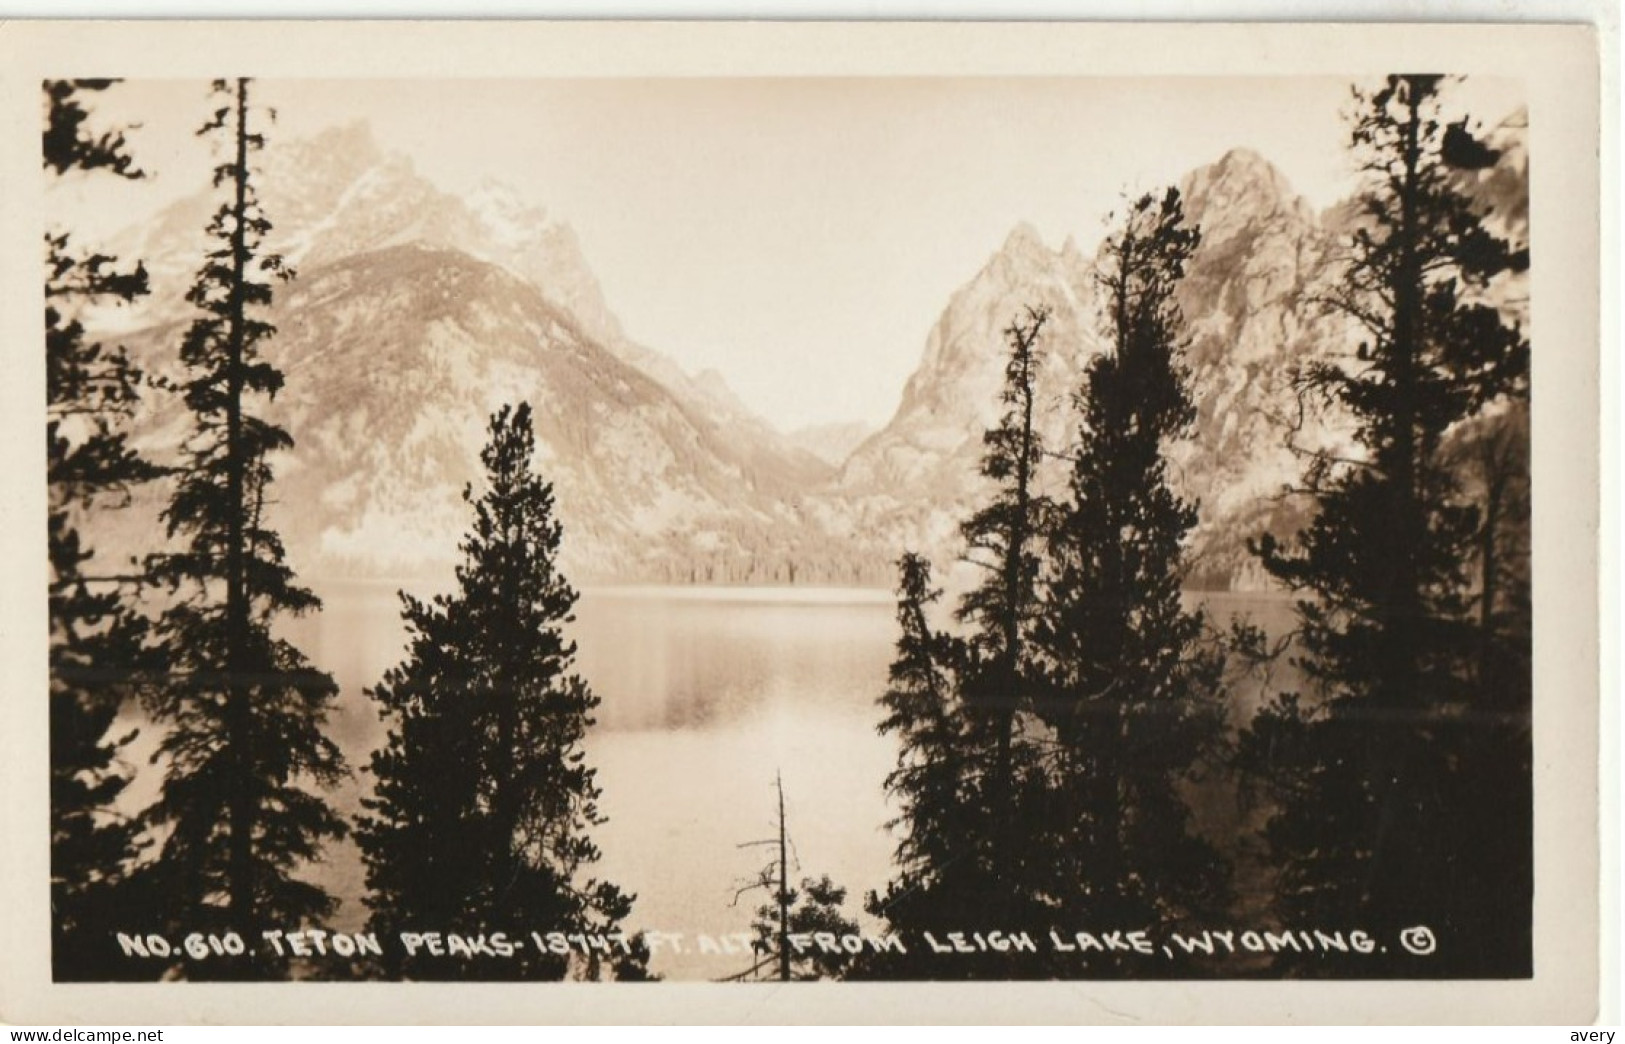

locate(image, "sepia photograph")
(0, 18), (1606, 1025)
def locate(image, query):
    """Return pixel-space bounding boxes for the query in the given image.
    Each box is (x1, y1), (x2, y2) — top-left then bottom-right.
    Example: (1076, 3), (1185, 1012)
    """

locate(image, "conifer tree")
(1238, 75), (1530, 975)
(865, 312), (1058, 978)
(863, 552), (976, 960)
(45, 79), (162, 981)
(44, 79), (141, 179)
(954, 306), (1054, 919)
(1033, 188), (1229, 957)
(358, 402), (643, 981)
(143, 78), (347, 975)
(734, 773), (860, 982)
(746, 876), (861, 981)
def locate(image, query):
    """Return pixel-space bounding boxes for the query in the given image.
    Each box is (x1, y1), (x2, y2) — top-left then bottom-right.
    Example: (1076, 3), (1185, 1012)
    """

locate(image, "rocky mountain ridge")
(85, 114), (1527, 591)
(99, 123), (843, 585)
(829, 147), (1358, 590)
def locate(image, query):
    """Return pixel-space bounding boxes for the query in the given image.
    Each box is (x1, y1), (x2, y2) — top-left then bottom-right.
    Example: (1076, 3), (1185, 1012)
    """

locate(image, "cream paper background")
(0, 19), (1604, 1025)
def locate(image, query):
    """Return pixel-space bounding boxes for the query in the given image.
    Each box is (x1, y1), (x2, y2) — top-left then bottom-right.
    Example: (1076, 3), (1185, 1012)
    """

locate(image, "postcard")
(0, 18), (1604, 1024)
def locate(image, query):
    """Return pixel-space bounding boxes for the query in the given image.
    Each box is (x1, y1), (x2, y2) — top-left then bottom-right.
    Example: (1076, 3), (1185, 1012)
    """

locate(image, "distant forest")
(48, 74), (1528, 982)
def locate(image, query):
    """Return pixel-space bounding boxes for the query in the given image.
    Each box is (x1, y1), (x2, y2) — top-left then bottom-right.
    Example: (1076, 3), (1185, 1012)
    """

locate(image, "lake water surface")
(287, 582), (901, 980)
(278, 582), (1294, 980)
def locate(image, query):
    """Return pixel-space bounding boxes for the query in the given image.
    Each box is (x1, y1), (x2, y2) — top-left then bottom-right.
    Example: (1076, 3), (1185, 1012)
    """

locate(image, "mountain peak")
(1188, 147), (1294, 202)
(1210, 146), (1278, 177)
(467, 177), (546, 220)
(976, 221), (1063, 287)
(268, 119), (385, 183)
(1180, 146), (1308, 243)
(310, 118), (382, 155)
(1000, 221), (1049, 255)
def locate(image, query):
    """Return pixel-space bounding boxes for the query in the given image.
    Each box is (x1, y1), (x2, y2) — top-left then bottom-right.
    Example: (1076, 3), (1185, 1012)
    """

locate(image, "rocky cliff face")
(829, 148), (1362, 590)
(1167, 148), (1354, 588)
(824, 223), (1099, 557)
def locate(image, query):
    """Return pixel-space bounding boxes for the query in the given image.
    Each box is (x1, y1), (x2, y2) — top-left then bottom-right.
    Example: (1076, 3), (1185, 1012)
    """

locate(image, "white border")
(0, 17), (1609, 1026)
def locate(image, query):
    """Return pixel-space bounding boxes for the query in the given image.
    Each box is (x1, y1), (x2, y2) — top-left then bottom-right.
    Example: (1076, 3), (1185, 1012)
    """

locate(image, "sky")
(63, 76), (1525, 432)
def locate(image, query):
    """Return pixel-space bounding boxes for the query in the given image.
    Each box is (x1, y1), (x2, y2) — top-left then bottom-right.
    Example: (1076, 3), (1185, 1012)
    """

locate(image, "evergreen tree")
(954, 306), (1055, 922)
(734, 773), (860, 982)
(863, 551), (1028, 977)
(44, 80), (141, 179)
(1441, 401), (1532, 970)
(1032, 188), (1230, 961)
(747, 876), (861, 981)
(865, 312), (1059, 978)
(863, 552), (975, 962)
(45, 79), (162, 981)
(358, 402), (643, 981)
(1238, 75), (1530, 976)
(143, 78), (347, 976)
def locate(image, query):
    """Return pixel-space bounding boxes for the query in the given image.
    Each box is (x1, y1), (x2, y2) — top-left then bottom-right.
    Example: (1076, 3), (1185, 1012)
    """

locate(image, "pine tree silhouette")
(44, 80), (141, 179)
(865, 311), (1060, 979)
(862, 552), (977, 973)
(143, 78), (347, 978)
(358, 402), (645, 981)
(954, 306), (1055, 927)
(44, 79), (164, 982)
(747, 875), (860, 981)
(1033, 189), (1230, 969)
(1238, 75), (1531, 977)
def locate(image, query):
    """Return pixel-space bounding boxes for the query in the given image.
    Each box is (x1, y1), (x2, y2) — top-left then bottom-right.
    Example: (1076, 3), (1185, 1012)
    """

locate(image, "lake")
(148, 581), (1298, 981)
(287, 581), (904, 981)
